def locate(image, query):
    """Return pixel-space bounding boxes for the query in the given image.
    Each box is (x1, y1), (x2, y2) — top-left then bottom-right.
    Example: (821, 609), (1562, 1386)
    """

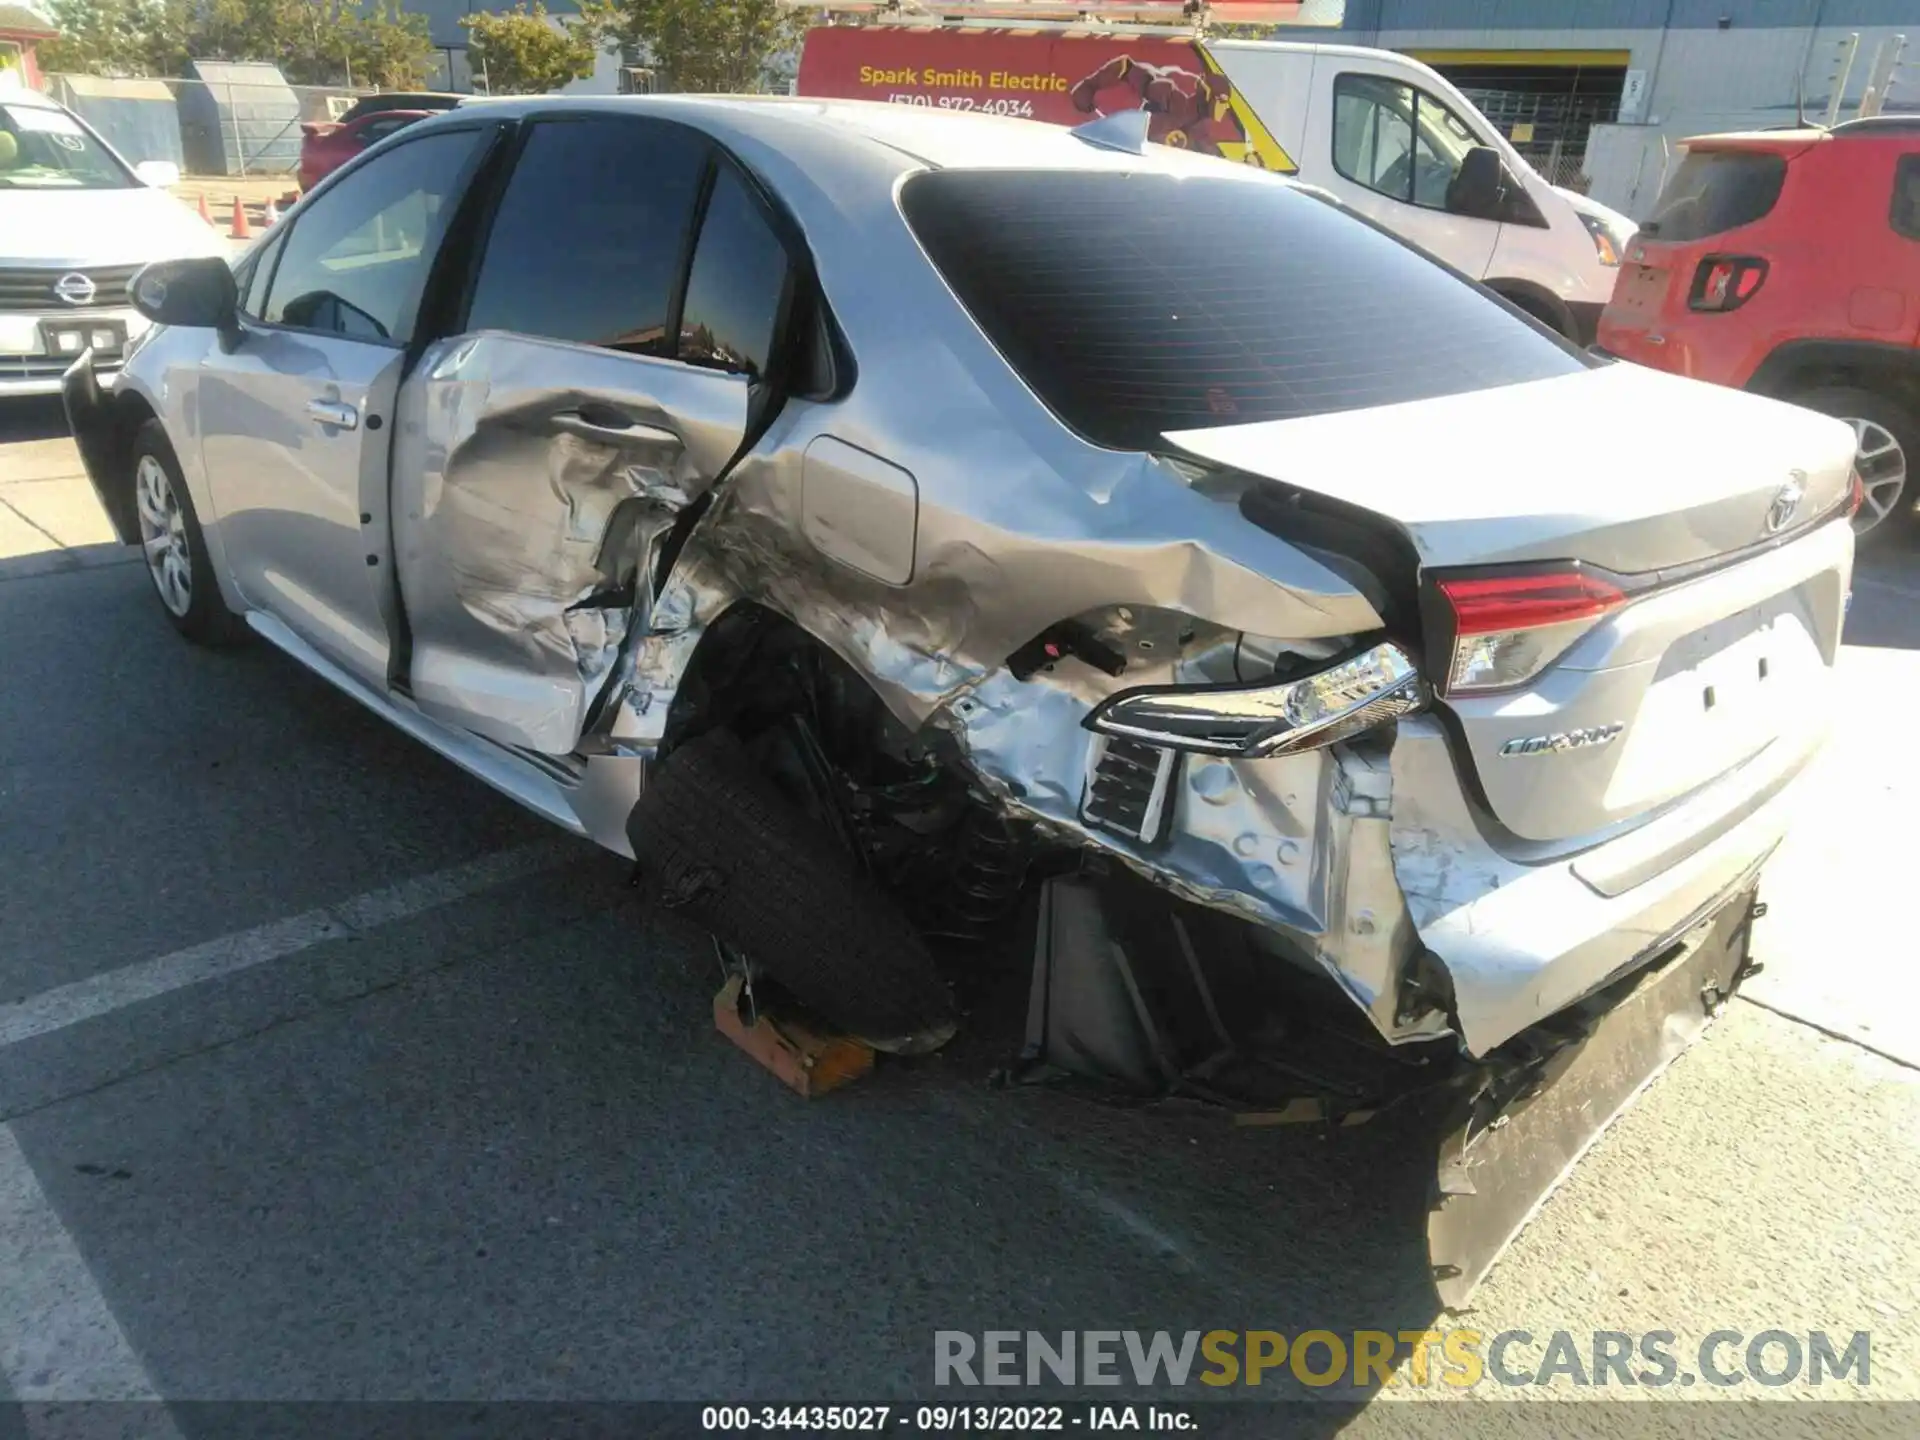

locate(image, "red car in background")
(1598, 117), (1920, 542)
(297, 109), (436, 192)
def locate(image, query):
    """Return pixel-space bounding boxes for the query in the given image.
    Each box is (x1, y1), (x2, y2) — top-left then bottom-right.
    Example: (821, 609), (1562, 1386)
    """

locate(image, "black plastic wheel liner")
(629, 729), (956, 1050)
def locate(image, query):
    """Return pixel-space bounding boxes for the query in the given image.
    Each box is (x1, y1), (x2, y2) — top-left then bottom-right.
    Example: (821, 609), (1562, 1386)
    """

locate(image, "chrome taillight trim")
(1083, 642), (1426, 759)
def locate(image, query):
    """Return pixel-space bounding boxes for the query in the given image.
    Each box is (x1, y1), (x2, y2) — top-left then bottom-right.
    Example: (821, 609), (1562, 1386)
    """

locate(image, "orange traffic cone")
(230, 195), (251, 241)
(263, 198), (279, 227)
(196, 193), (213, 225)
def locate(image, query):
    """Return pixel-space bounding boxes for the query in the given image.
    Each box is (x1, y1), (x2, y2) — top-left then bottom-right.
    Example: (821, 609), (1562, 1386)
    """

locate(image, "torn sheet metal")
(934, 658), (1447, 1048)
(390, 333), (751, 755)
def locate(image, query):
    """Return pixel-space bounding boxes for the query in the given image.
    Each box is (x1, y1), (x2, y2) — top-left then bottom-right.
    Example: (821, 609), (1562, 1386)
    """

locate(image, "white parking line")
(0, 841), (575, 1049)
(0, 1124), (181, 1429)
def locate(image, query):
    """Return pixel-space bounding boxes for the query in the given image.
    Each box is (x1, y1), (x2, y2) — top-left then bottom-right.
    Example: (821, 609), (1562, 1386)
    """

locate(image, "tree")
(462, 3), (597, 95)
(37, 0), (191, 77)
(37, 0), (432, 87)
(578, 0), (803, 94)
(339, 0), (436, 89)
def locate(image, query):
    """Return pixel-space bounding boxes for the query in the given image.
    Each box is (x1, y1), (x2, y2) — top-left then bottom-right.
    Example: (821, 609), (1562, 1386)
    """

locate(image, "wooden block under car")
(712, 976), (875, 1097)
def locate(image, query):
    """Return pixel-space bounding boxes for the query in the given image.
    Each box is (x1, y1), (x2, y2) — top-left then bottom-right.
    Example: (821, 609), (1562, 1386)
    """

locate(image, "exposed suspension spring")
(937, 804), (1031, 941)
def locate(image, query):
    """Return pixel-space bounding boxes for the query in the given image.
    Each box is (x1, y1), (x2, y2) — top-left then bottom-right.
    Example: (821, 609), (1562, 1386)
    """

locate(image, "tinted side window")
(902, 170), (1581, 452)
(1332, 74), (1478, 210)
(1645, 151), (1786, 242)
(467, 118), (709, 353)
(264, 128), (484, 343)
(241, 229), (286, 318)
(361, 116), (418, 143)
(1892, 154), (1920, 240)
(677, 163), (791, 379)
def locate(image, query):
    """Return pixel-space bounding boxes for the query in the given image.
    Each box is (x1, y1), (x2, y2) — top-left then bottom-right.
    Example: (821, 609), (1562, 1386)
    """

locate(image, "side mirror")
(130, 256), (238, 333)
(1446, 146), (1512, 221)
(134, 159), (182, 189)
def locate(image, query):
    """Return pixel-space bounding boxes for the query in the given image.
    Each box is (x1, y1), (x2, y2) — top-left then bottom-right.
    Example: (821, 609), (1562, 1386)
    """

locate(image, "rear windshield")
(1644, 150), (1787, 242)
(900, 170), (1580, 453)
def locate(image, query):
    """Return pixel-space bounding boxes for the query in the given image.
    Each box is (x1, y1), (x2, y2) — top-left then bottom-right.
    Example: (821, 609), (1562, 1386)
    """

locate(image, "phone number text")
(885, 94), (1036, 117)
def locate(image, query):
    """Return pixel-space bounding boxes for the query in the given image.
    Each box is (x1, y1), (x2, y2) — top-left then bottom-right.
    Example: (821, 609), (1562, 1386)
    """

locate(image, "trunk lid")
(1166, 362), (1853, 572)
(1168, 362), (1857, 844)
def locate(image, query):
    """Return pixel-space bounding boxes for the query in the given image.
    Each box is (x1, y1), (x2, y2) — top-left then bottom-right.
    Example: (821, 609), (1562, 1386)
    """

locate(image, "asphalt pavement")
(2, 396), (1918, 1436)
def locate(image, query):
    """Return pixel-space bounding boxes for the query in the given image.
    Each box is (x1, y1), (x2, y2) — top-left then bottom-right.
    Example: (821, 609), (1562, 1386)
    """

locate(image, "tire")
(1787, 386), (1917, 544)
(630, 729), (957, 1050)
(129, 420), (246, 644)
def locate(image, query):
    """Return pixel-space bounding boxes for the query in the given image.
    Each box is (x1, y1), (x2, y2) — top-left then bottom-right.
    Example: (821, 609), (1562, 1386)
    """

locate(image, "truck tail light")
(1433, 570), (1627, 696)
(1689, 256), (1768, 312)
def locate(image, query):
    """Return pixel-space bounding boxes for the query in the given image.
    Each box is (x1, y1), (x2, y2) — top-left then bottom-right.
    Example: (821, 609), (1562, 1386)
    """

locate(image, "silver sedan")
(65, 95), (1859, 1302)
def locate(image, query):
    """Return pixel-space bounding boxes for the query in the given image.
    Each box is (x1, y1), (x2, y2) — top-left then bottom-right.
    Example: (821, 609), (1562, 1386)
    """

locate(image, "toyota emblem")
(1766, 474), (1806, 534)
(54, 272), (96, 306)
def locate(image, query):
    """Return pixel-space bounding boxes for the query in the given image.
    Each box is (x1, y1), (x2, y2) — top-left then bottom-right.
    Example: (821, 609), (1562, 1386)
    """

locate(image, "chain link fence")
(49, 72), (384, 178)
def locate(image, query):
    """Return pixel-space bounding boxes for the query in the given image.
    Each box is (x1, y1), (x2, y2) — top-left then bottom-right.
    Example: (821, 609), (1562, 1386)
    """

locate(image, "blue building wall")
(1328, 0), (1918, 34)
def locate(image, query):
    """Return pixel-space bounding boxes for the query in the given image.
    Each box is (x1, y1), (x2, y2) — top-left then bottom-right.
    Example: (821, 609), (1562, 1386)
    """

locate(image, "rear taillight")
(1434, 570), (1627, 696)
(1689, 255), (1768, 312)
(1847, 467), (1865, 518)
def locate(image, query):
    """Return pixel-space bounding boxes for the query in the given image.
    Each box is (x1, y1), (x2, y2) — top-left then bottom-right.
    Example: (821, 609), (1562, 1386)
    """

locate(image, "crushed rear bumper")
(1428, 879), (1758, 1306)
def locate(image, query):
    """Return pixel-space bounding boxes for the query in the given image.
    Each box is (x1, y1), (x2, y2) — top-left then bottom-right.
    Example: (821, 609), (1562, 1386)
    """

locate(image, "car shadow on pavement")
(1846, 549), (1920, 650)
(0, 396), (74, 445)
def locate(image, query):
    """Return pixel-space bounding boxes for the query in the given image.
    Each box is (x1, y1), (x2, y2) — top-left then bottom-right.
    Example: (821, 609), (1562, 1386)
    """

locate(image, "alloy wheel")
(1848, 417), (1908, 536)
(135, 454), (193, 617)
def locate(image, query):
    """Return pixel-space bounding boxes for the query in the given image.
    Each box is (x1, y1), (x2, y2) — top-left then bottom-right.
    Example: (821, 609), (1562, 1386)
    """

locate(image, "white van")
(797, 27), (1635, 343)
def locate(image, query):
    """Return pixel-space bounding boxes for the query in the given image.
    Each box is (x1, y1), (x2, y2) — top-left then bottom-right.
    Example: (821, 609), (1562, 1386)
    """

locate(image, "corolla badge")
(1500, 723), (1624, 758)
(54, 272), (96, 306)
(1766, 474), (1805, 534)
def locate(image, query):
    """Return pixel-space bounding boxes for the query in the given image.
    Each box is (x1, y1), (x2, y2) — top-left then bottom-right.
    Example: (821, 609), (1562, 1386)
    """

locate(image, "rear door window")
(1644, 150), (1786, 241)
(1892, 154), (1920, 240)
(676, 162), (792, 379)
(465, 116), (709, 354)
(901, 169), (1581, 452)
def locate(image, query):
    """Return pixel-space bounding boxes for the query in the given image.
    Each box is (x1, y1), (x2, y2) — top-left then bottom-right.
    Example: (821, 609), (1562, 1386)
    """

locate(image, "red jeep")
(1598, 117), (1920, 541)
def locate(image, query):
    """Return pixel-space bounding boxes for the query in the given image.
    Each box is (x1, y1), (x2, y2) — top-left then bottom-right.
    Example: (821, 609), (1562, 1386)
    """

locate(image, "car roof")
(1681, 115), (1920, 154)
(0, 87), (62, 111)
(418, 92), (1274, 179)
(1681, 128), (1830, 151)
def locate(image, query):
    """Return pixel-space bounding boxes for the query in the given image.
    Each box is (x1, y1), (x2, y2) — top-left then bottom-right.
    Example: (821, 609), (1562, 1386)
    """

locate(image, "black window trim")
(1891, 153), (1920, 242)
(245, 121), (501, 351)
(238, 226), (288, 321)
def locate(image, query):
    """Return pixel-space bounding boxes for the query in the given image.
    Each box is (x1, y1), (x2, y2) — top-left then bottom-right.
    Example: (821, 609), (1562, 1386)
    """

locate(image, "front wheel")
(129, 420), (245, 644)
(1787, 386), (1915, 543)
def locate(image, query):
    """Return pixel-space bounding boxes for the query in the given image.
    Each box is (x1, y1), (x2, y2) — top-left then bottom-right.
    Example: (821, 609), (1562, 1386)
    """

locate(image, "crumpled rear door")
(391, 332), (752, 754)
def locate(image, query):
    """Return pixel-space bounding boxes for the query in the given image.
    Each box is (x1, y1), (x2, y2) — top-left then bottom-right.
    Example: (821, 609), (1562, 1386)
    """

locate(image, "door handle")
(549, 409), (678, 447)
(306, 399), (359, 431)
